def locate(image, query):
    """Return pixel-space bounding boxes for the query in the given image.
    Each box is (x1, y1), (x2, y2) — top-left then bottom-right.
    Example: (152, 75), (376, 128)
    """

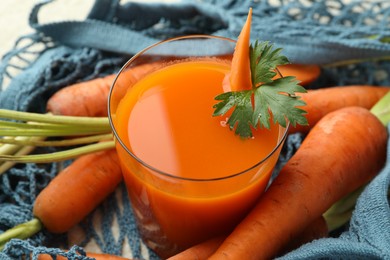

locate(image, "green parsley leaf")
(213, 90), (253, 137)
(250, 41), (289, 86)
(213, 41), (308, 138)
(253, 76), (307, 129)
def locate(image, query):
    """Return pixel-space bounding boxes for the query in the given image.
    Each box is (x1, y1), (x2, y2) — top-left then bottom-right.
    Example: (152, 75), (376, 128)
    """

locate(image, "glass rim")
(108, 34), (290, 182)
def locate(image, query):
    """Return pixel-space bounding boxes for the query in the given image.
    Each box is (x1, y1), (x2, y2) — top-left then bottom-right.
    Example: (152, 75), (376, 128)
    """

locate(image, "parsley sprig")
(213, 41), (308, 138)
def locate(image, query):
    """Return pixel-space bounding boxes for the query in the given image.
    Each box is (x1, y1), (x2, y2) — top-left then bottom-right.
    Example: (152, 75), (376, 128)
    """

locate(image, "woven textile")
(1, 0), (390, 259)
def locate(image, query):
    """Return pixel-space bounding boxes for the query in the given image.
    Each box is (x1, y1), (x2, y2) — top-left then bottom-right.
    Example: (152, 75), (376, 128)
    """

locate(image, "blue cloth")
(1, 0), (390, 259)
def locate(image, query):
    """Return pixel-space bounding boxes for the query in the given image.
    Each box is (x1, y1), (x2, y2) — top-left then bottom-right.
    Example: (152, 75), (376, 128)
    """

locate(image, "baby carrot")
(46, 62), (159, 117)
(290, 85), (389, 133)
(228, 8), (252, 91)
(208, 106), (388, 260)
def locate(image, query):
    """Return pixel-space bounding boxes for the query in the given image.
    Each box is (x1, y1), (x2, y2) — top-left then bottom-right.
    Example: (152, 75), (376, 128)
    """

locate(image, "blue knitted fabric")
(1, 0), (390, 259)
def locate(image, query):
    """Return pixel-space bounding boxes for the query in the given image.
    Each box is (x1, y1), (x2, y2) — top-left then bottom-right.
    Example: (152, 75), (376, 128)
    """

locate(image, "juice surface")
(114, 59), (282, 257)
(116, 59), (279, 180)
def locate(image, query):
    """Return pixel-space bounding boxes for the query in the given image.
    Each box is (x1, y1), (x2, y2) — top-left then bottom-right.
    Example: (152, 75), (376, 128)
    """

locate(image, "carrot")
(290, 85), (390, 133)
(36, 251), (130, 260)
(0, 148), (123, 250)
(46, 61), (319, 119)
(228, 8), (252, 91)
(33, 148), (122, 233)
(46, 62), (160, 117)
(277, 64), (321, 86)
(167, 236), (225, 260)
(168, 216), (327, 260)
(208, 106), (388, 260)
(278, 216), (328, 256)
(169, 217), (327, 260)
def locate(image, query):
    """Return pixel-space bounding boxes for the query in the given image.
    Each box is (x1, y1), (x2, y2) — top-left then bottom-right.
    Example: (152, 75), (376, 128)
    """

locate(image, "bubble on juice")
(220, 117), (229, 127)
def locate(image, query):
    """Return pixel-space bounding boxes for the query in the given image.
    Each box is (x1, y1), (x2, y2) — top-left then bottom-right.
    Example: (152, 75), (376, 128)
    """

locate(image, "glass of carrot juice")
(108, 35), (289, 258)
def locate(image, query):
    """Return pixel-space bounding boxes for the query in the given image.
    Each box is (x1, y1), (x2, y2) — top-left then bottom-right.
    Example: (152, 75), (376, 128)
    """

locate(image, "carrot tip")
(229, 8), (253, 91)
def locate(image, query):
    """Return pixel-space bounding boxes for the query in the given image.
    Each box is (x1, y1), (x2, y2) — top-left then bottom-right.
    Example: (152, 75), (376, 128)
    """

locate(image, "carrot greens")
(213, 41), (308, 138)
(0, 109), (113, 173)
(0, 219), (42, 251)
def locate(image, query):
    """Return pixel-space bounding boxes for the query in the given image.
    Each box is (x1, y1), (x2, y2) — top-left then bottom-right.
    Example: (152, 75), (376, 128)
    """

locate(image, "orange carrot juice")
(109, 36), (288, 258)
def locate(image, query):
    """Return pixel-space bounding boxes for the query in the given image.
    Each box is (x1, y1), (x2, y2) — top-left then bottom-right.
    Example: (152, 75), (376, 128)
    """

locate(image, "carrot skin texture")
(209, 106), (388, 260)
(279, 216), (328, 256)
(36, 252), (130, 260)
(33, 149), (122, 233)
(46, 62), (159, 117)
(47, 74), (116, 117)
(291, 86), (390, 133)
(167, 236), (225, 260)
(168, 216), (327, 260)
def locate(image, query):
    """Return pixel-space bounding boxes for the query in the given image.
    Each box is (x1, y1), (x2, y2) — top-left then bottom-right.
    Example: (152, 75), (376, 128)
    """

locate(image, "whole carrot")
(290, 85), (389, 133)
(0, 149), (123, 249)
(168, 216), (328, 260)
(33, 148), (122, 233)
(208, 106), (388, 260)
(46, 62), (160, 117)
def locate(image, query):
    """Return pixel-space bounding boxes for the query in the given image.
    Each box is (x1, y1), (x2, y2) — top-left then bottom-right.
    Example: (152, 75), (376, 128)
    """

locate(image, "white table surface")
(1, 0), (97, 58)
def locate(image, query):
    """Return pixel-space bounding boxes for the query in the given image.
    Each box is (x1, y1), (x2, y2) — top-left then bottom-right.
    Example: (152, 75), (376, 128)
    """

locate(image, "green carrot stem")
(322, 186), (364, 230)
(0, 134), (112, 147)
(323, 208), (354, 232)
(0, 138), (35, 174)
(0, 141), (22, 156)
(0, 136), (46, 175)
(0, 109), (110, 127)
(0, 145), (38, 175)
(323, 186), (364, 216)
(0, 136), (44, 175)
(0, 119), (110, 132)
(370, 90), (390, 125)
(0, 218), (42, 251)
(0, 127), (110, 137)
(0, 141), (115, 163)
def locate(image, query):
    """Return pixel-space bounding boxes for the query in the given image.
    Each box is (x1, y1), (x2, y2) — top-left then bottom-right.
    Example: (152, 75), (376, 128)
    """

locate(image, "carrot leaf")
(213, 41), (308, 138)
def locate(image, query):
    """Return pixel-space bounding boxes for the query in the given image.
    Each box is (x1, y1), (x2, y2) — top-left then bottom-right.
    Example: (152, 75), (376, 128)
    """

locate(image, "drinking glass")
(108, 35), (289, 258)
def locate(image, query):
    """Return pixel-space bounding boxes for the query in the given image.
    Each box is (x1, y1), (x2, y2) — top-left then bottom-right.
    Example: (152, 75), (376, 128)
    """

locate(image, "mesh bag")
(1, 0), (390, 259)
